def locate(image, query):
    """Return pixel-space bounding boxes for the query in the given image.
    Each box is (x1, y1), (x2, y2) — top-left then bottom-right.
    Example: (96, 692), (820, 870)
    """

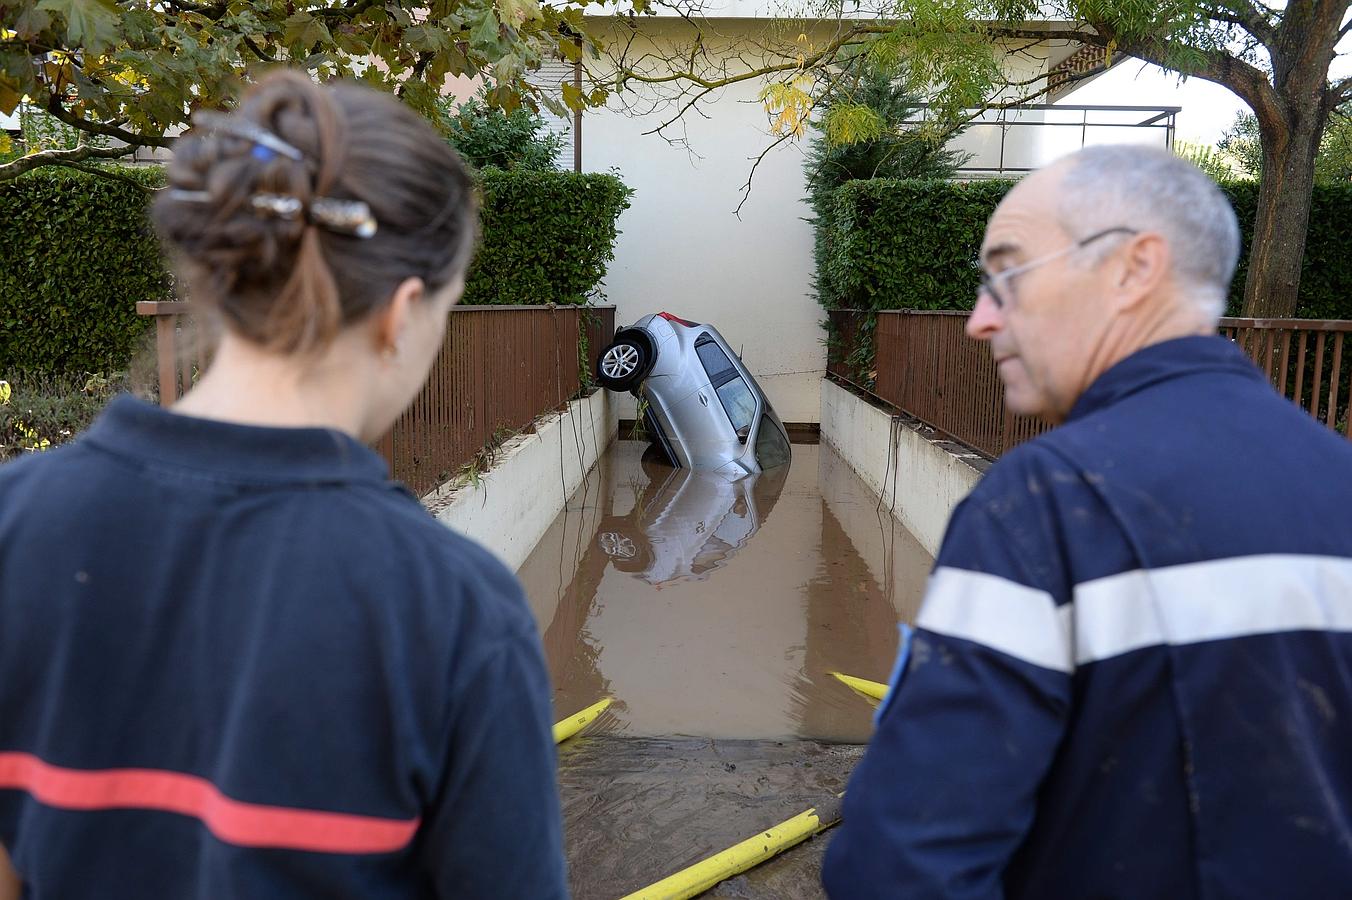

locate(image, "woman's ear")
(372, 277), (426, 361)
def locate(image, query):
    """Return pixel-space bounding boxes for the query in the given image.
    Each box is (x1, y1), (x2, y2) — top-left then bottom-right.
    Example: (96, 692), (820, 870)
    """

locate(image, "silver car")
(598, 448), (790, 586)
(596, 312), (792, 475)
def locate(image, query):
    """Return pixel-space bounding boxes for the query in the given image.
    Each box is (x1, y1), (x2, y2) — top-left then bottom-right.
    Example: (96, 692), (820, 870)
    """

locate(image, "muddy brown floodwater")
(516, 439), (934, 899)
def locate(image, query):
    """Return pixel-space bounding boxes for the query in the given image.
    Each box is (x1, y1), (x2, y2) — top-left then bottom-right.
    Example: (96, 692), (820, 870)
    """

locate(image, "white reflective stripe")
(918, 567), (1074, 674)
(1075, 554), (1352, 665)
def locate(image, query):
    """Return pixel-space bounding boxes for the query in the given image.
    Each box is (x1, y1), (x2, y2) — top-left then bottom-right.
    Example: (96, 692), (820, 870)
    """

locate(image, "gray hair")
(1055, 144), (1240, 322)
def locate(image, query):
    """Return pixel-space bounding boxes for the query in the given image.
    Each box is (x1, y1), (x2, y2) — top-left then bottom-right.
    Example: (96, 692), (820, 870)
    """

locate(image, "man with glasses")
(823, 145), (1352, 899)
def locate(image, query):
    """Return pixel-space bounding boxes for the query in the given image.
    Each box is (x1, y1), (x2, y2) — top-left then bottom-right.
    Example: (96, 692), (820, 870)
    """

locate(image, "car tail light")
(657, 311), (697, 327)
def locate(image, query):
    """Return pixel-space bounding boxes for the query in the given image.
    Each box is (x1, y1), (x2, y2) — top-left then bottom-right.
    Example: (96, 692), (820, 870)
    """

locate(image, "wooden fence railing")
(137, 302), (615, 496)
(827, 309), (1352, 458)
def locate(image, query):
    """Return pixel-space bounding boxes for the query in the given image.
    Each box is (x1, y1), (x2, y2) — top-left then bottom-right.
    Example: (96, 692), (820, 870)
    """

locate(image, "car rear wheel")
(597, 333), (654, 392)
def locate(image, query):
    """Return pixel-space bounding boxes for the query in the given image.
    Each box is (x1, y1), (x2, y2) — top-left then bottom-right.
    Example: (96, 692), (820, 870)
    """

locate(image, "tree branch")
(1200, 0), (1278, 48)
(242, 35), (278, 63)
(617, 23), (889, 89)
(0, 145), (139, 183)
(1079, 19), (1277, 121)
(56, 160), (158, 191)
(985, 28), (1108, 45)
(396, 51), (436, 96)
(45, 95), (172, 149)
(1334, 75), (1352, 105)
(312, 0), (383, 21)
(164, 0), (227, 18)
(988, 20), (1275, 119)
(734, 127), (797, 217)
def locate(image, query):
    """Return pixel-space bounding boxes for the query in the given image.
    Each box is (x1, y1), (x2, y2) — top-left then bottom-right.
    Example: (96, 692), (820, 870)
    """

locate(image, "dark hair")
(153, 70), (478, 354)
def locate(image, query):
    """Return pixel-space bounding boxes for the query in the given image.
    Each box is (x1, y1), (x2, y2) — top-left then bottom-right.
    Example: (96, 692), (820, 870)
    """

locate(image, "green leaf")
(282, 11), (331, 49)
(13, 6), (54, 40)
(404, 24), (452, 54)
(470, 9), (502, 50)
(36, 0), (120, 53)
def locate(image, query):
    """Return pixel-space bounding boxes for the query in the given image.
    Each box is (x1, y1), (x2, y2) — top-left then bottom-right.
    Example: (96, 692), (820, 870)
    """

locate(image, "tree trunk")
(1240, 104), (1328, 317)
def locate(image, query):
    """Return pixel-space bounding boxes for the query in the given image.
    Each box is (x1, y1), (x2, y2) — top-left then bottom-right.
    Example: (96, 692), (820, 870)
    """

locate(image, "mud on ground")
(560, 737), (863, 900)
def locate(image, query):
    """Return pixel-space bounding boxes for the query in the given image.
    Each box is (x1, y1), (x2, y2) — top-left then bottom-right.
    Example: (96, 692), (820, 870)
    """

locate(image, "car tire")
(596, 331), (654, 392)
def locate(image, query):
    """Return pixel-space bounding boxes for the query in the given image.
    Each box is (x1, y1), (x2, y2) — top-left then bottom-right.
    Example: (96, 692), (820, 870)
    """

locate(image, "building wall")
(580, 18), (1062, 423)
(432, 389), (617, 571)
(819, 378), (984, 557)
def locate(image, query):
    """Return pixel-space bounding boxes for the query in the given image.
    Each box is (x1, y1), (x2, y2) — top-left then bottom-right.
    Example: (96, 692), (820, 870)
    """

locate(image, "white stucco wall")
(819, 378), (984, 556)
(580, 19), (1064, 422)
(430, 389), (617, 570)
(581, 19), (831, 424)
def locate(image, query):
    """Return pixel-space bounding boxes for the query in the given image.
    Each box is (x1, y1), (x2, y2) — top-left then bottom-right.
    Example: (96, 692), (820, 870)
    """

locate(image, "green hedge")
(0, 166), (632, 378)
(1222, 181), (1352, 320)
(0, 167), (169, 378)
(819, 177), (1352, 319)
(819, 179), (1009, 312)
(464, 168), (632, 306)
(0, 372), (127, 460)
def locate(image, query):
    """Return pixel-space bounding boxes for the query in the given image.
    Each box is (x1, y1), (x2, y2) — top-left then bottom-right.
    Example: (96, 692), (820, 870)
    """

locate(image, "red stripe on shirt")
(0, 752), (419, 854)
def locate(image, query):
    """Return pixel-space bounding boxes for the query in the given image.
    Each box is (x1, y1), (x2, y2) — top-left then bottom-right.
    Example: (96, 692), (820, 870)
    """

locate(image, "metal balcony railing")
(903, 103), (1182, 177)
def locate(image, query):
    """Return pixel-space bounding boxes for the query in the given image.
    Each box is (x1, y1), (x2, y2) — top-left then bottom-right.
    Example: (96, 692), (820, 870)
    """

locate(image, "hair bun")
(153, 70), (477, 355)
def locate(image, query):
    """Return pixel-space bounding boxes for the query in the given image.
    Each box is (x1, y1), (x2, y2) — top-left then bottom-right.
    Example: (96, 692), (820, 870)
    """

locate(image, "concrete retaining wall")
(427, 389), (617, 571)
(819, 378), (986, 557)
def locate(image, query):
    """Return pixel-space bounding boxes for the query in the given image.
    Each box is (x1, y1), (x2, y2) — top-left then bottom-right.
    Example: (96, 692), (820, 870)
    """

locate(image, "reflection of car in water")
(598, 449), (790, 587)
(595, 312), (791, 475)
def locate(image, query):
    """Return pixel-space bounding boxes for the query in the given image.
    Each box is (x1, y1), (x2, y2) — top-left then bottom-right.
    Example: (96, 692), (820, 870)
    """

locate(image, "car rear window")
(754, 415), (791, 469)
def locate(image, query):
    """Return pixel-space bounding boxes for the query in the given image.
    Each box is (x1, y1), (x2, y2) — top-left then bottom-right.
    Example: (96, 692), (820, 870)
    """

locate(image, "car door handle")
(698, 393), (710, 407)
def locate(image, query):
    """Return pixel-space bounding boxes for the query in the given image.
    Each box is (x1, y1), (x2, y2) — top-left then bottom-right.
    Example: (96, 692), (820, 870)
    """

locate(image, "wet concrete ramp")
(560, 737), (861, 900)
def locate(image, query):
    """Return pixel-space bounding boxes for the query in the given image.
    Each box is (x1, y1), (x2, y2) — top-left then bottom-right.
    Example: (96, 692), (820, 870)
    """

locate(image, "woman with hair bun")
(0, 71), (567, 899)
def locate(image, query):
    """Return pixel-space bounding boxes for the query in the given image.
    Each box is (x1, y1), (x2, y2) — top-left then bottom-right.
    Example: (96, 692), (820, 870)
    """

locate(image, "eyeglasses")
(977, 226), (1140, 309)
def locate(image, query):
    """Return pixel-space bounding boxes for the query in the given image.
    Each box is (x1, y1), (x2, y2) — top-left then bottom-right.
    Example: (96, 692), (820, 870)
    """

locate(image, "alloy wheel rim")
(602, 344), (640, 379)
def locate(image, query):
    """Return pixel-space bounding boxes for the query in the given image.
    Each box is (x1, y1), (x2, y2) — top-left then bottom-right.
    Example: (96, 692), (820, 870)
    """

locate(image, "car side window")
(716, 379), (757, 436)
(695, 336), (737, 386)
(754, 416), (791, 469)
(696, 335), (756, 437)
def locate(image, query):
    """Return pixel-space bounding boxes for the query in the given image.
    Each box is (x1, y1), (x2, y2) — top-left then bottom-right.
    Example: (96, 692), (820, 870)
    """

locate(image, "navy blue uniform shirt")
(824, 336), (1352, 899)
(0, 396), (567, 898)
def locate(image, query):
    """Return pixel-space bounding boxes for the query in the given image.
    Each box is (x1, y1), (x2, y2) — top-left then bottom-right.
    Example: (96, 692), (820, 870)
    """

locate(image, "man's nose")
(966, 291), (1002, 341)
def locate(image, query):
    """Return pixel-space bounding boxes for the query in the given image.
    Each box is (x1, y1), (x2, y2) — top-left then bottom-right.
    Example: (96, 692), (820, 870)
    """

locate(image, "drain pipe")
(618, 795), (844, 900)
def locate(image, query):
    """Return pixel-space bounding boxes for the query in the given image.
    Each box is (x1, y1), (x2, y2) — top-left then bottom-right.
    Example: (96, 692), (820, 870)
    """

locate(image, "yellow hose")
(618, 797), (843, 900)
(552, 698), (614, 744)
(829, 671), (888, 701)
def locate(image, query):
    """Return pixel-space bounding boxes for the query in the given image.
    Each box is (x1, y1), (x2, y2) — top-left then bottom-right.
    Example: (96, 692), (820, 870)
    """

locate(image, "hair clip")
(166, 189), (377, 239)
(165, 189), (212, 204)
(251, 193), (304, 219)
(309, 197), (378, 239)
(192, 111), (305, 163)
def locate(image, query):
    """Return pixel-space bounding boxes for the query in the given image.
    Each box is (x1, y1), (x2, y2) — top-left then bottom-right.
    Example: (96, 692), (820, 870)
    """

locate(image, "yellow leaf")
(0, 381), (11, 405)
(496, 0), (543, 27)
(561, 80), (582, 110)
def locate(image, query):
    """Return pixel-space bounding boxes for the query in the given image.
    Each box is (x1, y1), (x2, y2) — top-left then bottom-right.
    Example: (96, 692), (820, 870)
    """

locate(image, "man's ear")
(1112, 232), (1171, 312)
(372, 277), (426, 359)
